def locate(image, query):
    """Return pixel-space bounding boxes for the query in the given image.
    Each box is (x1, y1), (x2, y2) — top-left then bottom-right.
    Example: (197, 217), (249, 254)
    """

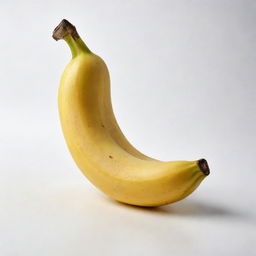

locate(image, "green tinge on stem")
(64, 34), (91, 58)
(53, 19), (91, 58)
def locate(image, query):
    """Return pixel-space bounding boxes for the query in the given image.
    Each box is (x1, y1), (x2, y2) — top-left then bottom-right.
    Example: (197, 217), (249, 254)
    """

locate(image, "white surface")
(0, 1), (256, 255)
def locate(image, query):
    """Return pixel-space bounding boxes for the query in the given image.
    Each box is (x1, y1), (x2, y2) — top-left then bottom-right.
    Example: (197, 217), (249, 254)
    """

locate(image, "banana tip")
(197, 159), (210, 176)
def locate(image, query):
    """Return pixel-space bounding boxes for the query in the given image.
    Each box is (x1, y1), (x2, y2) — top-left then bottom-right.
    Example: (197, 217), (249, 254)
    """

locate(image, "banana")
(52, 19), (210, 207)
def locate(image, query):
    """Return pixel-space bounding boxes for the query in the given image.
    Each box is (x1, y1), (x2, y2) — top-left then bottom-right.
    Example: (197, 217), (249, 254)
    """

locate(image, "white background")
(0, 0), (255, 255)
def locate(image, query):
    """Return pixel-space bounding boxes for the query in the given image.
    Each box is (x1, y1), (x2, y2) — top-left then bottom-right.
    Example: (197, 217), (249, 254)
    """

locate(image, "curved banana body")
(53, 20), (210, 207)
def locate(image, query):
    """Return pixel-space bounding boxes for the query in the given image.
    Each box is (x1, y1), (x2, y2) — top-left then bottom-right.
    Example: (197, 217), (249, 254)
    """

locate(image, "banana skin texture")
(53, 20), (210, 207)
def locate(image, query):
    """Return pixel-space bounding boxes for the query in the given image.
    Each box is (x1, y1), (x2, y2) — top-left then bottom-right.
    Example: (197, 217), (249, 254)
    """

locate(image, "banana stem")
(197, 159), (210, 176)
(53, 19), (91, 57)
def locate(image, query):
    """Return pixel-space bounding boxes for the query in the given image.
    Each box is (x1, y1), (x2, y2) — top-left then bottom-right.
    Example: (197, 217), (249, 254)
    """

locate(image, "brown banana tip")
(197, 158), (210, 176)
(52, 19), (79, 41)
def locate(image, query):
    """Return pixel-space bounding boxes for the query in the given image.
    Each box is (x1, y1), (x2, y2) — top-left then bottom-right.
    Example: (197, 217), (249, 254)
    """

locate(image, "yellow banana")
(53, 20), (210, 207)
